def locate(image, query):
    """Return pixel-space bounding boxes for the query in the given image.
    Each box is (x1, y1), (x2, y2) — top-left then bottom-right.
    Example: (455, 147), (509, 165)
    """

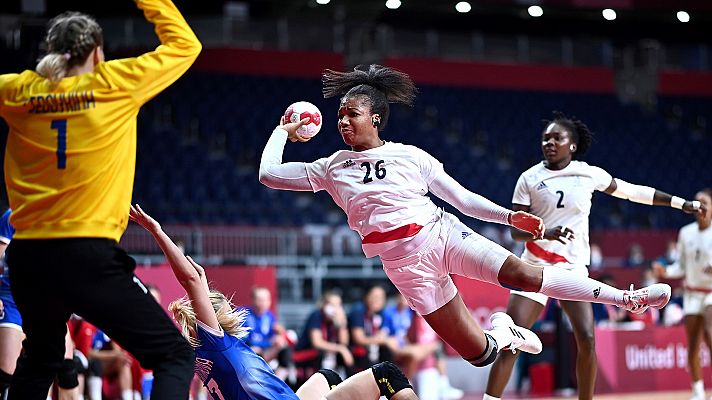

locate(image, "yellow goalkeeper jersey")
(0, 0), (201, 241)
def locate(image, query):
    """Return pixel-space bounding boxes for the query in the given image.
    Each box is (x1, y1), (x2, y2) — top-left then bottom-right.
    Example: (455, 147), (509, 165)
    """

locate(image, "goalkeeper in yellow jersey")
(0, 1), (201, 399)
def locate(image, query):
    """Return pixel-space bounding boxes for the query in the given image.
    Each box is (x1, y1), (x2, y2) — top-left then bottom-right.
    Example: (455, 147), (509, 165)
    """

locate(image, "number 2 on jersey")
(51, 119), (67, 169)
(556, 190), (565, 208)
(361, 160), (386, 183)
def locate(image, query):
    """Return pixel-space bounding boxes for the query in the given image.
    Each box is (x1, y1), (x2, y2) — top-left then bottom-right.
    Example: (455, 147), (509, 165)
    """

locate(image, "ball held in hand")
(284, 101), (322, 138)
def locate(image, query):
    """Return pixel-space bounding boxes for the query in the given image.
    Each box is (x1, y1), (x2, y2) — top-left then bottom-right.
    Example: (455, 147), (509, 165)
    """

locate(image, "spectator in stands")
(624, 244), (646, 268)
(591, 274), (628, 325)
(654, 188), (712, 400)
(485, 111), (703, 400)
(407, 314), (464, 400)
(657, 240), (680, 266)
(348, 285), (398, 371)
(87, 330), (135, 400)
(294, 290), (354, 379)
(589, 244), (604, 271)
(244, 287), (294, 382)
(385, 294), (463, 400)
(384, 293), (414, 352)
(0, 0), (200, 398)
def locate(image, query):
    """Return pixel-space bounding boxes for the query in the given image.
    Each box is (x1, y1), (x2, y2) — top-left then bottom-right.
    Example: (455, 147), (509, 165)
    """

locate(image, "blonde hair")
(36, 11), (103, 83)
(169, 290), (250, 347)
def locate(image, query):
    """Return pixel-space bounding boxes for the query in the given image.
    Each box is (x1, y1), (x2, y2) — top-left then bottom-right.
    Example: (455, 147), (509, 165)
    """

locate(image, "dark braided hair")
(545, 111), (594, 159)
(322, 64), (417, 132)
(36, 11), (103, 83)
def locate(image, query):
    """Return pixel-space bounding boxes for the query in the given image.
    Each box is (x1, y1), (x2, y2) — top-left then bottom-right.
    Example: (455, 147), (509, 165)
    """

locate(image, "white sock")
(483, 394), (501, 400)
(87, 376), (103, 400)
(122, 389), (133, 400)
(693, 379), (704, 397)
(539, 266), (625, 306)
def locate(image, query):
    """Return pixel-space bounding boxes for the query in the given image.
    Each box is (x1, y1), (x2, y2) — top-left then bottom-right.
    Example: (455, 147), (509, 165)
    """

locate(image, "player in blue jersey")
(0, 209), (21, 399)
(129, 203), (419, 400)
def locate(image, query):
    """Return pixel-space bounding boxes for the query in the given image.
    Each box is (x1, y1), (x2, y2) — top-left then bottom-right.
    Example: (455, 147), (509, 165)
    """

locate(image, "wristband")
(670, 196), (685, 210)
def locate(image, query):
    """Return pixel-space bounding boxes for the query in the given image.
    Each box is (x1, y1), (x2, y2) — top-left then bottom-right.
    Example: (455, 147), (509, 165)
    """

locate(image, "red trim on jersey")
(685, 285), (712, 294)
(362, 223), (424, 244)
(526, 242), (571, 264)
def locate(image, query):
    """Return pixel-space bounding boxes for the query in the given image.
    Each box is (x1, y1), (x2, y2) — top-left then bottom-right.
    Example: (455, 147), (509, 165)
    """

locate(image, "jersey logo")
(536, 181), (548, 191)
(593, 287), (601, 299)
(461, 232), (472, 239)
(342, 159), (355, 168)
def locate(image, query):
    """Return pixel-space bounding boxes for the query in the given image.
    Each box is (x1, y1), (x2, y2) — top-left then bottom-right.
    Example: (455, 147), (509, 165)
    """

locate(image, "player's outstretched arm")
(428, 169), (544, 239)
(258, 117), (315, 191)
(604, 178), (705, 215)
(129, 204), (220, 330)
(102, 0), (202, 105)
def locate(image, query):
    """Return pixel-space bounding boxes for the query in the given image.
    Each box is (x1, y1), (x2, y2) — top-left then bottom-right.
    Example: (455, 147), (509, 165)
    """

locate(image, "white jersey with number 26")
(305, 142), (442, 256)
(512, 161), (612, 266)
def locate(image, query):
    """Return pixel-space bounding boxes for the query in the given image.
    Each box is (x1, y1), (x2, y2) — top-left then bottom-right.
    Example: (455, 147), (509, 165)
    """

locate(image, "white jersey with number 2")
(512, 161), (612, 266)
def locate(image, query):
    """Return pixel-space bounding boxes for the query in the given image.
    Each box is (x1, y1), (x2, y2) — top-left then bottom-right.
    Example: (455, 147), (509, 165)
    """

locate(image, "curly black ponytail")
(322, 64), (417, 131)
(545, 111), (594, 159)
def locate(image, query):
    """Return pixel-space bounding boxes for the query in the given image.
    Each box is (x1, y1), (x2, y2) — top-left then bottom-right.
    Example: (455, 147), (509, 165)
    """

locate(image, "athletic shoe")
(621, 283), (672, 314)
(490, 312), (542, 354)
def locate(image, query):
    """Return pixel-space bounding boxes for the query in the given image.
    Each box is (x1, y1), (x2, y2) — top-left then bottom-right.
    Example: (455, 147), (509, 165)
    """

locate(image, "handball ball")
(284, 101), (322, 138)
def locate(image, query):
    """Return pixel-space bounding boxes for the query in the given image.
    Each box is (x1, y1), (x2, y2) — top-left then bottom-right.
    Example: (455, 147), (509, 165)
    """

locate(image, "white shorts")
(510, 263), (589, 306)
(380, 211), (513, 315)
(683, 290), (712, 316)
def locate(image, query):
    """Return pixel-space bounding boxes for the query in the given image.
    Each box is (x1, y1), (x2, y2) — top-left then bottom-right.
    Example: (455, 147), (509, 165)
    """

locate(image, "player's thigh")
(444, 220), (513, 286)
(560, 300), (595, 345)
(382, 259), (457, 317)
(296, 373), (330, 400)
(325, 369), (380, 400)
(0, 326), (24, 373)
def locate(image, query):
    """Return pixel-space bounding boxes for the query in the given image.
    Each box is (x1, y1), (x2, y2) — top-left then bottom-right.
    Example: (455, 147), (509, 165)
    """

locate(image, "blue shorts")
(0, 283), (22, 330)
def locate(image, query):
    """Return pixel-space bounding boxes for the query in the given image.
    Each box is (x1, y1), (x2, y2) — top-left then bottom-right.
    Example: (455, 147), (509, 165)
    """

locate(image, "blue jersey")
(348, 303), (394, 338)
(383, 304), (413, 347)
(244, 308), (276, 349)
(0, 209), (15, 287)
(194, 321), (298, 400)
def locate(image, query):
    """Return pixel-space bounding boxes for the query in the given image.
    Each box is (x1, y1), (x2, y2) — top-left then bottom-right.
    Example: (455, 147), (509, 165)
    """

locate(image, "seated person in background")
(407, 314), (464, 400)
(348, 285), (399, 371)
(244, 287), (294, 382)
(384, 293), (414, 351)
(294, 290), (354, 381)
(386, 294), (463, 400)
(87, 329), (135, 400)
